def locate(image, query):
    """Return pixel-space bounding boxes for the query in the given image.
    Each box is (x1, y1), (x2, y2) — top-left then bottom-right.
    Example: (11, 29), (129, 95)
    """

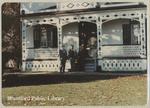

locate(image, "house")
(20, 1), (147, 72)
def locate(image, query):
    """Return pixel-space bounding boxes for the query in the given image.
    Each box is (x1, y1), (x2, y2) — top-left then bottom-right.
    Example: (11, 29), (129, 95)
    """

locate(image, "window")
(102, 19), (140, 46)
(131, 24), (140, 44)
(122, 21), (140, 45)
(41, 27), (48, 47)
(33, 25), (57, 48)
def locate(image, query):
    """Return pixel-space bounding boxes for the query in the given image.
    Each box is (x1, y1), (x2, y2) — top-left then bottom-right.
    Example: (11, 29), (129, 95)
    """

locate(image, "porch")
(21, 7), (147, 72)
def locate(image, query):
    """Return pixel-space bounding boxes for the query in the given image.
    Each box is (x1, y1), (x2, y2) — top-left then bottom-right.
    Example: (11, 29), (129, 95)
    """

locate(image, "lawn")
(2, 74), (147, 106)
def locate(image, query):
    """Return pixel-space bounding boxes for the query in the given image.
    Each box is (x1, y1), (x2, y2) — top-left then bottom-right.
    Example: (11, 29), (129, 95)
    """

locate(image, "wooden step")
(84, 59), (96, 72)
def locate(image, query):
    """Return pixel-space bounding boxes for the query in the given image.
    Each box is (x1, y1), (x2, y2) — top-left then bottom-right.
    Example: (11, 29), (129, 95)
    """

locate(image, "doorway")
(62, 21), (97, 72)
(79, 22), (97, 58)
(78, 22), (97, 71)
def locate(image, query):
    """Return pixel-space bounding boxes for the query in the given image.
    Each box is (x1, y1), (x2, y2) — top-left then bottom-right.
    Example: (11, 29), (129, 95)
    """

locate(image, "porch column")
(22, 20), (27, 71)
(57, 18), (63, 70)
(57, 20), (63, 50)
(139, 13), (146, 58)
(96, 16), (102, 59)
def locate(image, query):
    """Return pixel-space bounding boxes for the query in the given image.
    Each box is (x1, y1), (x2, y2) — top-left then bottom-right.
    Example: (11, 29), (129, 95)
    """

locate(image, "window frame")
(122, 20), (140, 45)
(33, 24), (58, 49)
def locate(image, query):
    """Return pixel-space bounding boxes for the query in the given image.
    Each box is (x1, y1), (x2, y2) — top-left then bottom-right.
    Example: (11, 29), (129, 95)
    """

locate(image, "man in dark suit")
(59, 45), (68, 73)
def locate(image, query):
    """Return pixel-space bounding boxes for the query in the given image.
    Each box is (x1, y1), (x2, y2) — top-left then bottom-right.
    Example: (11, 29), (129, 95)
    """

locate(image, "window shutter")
(47, 28), (53, 47)
(123, 24), (131, 45)
(53, 28), (58, 48)
(34, 26), (41, 48)
(47, 26), (57, 48)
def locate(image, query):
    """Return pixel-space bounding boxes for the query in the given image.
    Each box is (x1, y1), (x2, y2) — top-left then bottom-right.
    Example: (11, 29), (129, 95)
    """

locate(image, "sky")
(21, 3), (57, 13)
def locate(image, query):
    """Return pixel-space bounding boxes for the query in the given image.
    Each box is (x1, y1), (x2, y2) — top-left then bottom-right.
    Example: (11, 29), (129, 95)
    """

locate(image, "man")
(59, 45), (68, 73)
(68, 45), (77, 72)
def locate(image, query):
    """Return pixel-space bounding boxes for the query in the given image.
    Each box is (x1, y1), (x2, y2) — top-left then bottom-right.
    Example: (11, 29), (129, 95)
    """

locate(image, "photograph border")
(0, 0), (149, 107)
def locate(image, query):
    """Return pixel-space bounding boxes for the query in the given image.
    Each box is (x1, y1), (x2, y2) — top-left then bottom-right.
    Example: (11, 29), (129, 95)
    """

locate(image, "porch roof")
(20, 3), (146, 18)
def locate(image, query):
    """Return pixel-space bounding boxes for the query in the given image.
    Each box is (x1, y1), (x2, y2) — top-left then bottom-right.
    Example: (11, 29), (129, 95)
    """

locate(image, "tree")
(2, 3), (21, 72)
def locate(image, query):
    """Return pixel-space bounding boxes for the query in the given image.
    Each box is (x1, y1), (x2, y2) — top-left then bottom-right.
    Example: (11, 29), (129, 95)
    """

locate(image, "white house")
(20, 1), (147, 72)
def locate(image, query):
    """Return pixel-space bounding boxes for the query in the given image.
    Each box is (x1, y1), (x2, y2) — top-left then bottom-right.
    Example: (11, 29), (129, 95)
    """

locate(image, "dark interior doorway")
(78, 22), (97, 72)
(79, 22), (97, 58)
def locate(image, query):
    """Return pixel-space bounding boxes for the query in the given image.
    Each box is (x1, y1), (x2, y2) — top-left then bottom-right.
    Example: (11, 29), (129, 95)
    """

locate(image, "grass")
(2, 74), (147, 106)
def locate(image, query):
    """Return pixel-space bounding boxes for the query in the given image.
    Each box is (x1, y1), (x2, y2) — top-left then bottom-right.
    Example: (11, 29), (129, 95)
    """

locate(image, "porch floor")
(2, 70), (147, 76)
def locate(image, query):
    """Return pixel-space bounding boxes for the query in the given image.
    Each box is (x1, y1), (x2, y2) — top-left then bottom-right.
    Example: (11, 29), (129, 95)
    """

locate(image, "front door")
(78, 22), (97, 71)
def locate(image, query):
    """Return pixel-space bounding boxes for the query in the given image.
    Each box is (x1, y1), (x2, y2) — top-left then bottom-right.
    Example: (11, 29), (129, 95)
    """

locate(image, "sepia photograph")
(1, 0), (149, 106)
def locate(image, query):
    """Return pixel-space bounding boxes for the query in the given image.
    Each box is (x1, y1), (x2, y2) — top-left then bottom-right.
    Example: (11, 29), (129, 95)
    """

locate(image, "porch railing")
(101, 45), (141, 57)
(40, 41), (56, 48)
(26, 48), (59, 59)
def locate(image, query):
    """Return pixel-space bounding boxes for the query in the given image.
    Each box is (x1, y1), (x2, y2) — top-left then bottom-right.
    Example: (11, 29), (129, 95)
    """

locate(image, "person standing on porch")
(68, 45), (77, 72)
(59, 45), (68, 73)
